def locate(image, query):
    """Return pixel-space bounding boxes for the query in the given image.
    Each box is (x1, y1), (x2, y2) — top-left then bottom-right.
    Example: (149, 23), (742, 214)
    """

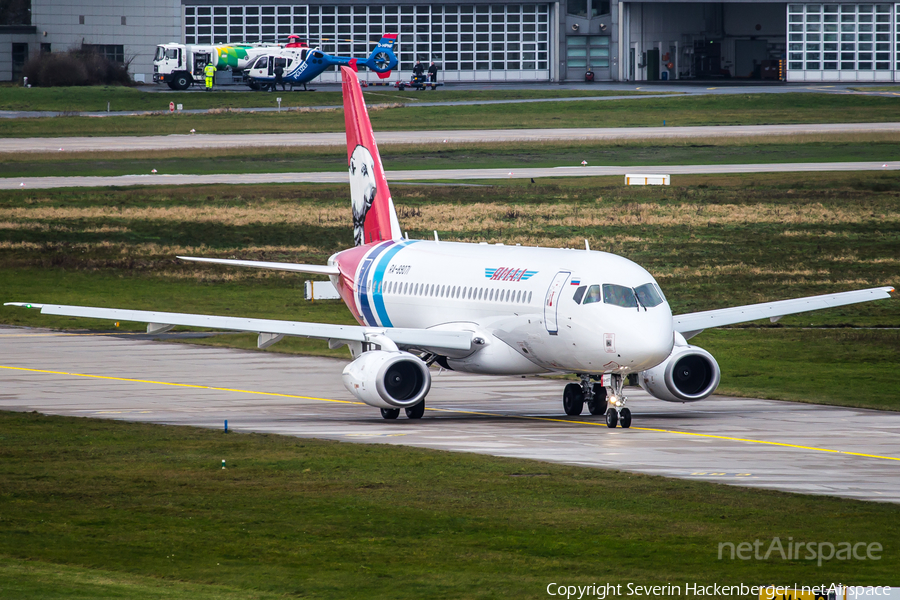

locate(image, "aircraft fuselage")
(328, 240), (675, 376)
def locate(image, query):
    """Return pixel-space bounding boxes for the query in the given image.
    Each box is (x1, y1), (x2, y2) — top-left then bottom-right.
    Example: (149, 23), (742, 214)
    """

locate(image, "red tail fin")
(342, 66), (401, 247)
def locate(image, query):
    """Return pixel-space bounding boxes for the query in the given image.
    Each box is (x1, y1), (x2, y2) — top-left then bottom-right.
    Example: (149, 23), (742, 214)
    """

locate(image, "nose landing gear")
(562, 373), (631, 428)
(604, 373), (631, 429)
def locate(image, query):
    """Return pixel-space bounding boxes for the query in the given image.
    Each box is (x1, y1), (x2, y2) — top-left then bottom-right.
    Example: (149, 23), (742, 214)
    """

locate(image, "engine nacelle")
(341, 351), (431, 409)
(639, 344), (720, 403)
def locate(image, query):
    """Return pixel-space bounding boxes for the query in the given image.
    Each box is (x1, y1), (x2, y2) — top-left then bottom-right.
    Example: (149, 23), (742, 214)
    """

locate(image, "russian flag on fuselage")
(342, 66), (402, 247)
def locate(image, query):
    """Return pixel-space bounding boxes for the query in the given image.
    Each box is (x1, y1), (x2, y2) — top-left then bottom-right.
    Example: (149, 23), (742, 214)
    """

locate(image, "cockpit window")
(253, 56), (268, 69)
(654, 283), (667, 304)
(572, 285), (586, 304)
(582, 285), (602, 305)
(602, 284), (638, 308)
(634, 283), (665, 308)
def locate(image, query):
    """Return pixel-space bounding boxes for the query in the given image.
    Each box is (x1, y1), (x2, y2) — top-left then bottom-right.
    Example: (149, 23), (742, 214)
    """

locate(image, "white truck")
(153, 42), (280, 90)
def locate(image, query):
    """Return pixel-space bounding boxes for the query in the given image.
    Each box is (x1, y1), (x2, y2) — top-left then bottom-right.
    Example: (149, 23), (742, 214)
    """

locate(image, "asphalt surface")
(4, 122), (900, 155)
(4, 161), (898, 190)
(2, 326), (898, 503)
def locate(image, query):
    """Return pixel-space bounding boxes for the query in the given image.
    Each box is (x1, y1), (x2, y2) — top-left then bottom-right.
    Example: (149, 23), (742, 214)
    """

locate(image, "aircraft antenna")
(434, 231), (440, 243)
(585, 239), (590, 251)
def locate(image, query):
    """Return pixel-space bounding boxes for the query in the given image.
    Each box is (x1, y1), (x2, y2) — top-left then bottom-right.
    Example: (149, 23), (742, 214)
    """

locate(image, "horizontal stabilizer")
(673, 286), (894, 338)
(4, 303), (473, 352)
(178, 256), (340, 276)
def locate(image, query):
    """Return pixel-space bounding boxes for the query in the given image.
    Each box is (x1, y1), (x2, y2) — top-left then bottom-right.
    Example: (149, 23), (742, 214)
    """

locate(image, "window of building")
(788, 3), (895, 72)
(184, 3), (551, 78)
(567, 0), (609, 17)
(566, 35), (609, 69)
(83, 44), (125, 63)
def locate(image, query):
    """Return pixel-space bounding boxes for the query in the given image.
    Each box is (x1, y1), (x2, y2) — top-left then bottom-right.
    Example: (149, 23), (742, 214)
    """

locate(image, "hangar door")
(625, 2), (786, 80)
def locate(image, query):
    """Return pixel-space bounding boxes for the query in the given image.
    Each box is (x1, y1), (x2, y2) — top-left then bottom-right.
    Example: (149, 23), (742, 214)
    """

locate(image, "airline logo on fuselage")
(485, 267), (538, 282)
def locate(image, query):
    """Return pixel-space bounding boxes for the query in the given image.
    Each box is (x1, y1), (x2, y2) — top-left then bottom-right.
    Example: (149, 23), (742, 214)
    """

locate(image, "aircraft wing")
(178, 256), (340, 275)
(673, 286), (894, 339)
(3, 303), (473, 352)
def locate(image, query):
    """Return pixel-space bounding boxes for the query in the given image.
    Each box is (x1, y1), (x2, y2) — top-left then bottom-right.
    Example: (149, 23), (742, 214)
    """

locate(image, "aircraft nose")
(613, 308), (674, 371)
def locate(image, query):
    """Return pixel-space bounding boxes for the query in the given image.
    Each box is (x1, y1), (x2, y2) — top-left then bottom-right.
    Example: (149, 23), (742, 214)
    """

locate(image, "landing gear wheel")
(605, 408), (618, 428)
(587, 384), (607, 415)
(562, 383), (584, 416)
(619, 407), (632, 429)
(380, 408), (400, 420)
(405, 401), (425, 419)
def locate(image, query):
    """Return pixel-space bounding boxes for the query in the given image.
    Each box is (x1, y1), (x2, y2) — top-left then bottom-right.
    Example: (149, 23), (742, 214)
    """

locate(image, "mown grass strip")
(1, 93), (898, 137)
(0, 83), (662, 112)
(0, 410), (898, 600)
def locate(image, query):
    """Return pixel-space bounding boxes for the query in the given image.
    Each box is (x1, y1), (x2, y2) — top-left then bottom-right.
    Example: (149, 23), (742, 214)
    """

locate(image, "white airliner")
(7, 67), (893, 427)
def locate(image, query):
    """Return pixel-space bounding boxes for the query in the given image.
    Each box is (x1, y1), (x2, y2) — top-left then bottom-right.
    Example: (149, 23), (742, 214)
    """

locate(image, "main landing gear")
(561, 374), (631, 429)
(380, 400), (425, 420)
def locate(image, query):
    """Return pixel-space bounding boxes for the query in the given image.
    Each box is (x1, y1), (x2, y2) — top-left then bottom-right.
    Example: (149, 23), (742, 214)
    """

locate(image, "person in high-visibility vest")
(203, 62), (216, 91)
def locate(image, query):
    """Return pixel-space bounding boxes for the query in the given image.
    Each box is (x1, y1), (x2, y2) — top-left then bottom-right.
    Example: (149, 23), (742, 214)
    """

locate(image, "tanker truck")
(153, 42), (280, 90)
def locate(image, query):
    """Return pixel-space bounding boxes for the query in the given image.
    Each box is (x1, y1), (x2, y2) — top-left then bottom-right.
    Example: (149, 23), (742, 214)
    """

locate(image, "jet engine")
(341, 351), (431, 409)
(639, 342), (720, 403)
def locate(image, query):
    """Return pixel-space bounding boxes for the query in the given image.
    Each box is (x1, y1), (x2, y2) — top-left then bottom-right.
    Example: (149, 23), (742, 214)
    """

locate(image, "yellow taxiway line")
(0, 365), (358, 405)
(2, 364), (899, 463)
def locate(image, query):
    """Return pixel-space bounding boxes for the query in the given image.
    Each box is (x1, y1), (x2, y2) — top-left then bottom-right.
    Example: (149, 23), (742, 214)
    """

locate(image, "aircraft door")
(249, 55), (267, 77)
(543, 271), (571, 335)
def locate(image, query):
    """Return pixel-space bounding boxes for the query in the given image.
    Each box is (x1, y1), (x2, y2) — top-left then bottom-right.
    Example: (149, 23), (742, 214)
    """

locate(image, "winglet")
(342, 66), (401, 246)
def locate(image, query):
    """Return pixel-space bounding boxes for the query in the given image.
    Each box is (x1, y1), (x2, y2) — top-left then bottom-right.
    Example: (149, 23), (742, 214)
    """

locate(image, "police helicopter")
(245, 34), (397, 91)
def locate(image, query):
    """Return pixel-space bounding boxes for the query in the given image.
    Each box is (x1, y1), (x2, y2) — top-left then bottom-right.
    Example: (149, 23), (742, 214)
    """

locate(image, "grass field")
(1, 92), (899, 137)
(2, 134), (899, 178)
(849, 86), (900, 93)
(0, 83), (662, 112)
(1, 171), (897, 409)
(1, 410), (897, 599)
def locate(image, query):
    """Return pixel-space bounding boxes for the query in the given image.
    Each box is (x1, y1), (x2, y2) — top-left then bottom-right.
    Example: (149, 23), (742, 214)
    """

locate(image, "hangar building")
(1, 0), (897, 83)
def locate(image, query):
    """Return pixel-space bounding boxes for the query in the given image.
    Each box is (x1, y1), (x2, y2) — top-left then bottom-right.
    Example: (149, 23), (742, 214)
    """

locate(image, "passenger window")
(572, 285), (587, 304)
(634, 283), (664, 308)
(602, 284), (638, 308)
(582, 285), (602, 305)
